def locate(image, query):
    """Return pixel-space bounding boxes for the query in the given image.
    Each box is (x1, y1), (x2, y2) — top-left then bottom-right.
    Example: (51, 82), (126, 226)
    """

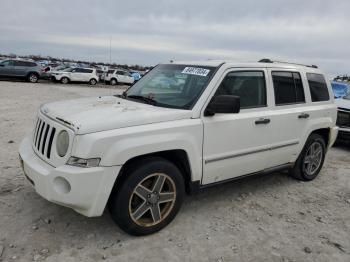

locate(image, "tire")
(110, 78), (117, 86)
(89, 78), (97, 85)
(109, 157), (185, 236)
(289, 134), (326, 181)
(27, 73), (39, 83)
(61, 77), (69, 84)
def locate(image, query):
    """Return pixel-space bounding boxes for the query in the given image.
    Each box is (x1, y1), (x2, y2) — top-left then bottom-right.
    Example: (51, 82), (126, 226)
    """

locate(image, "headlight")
(56, 130), (69, 157)
(67, 157), (101, 168)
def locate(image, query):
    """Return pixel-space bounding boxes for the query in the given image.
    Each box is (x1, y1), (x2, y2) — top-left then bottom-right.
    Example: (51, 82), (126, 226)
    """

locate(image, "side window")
(116, 70), (124, 75)
(214, 71), (267, 109)
(14, 61), (31, 67)
(306, 73), (330, 102)
(2, 60), (14, 66)
(272, 71), (305, 105)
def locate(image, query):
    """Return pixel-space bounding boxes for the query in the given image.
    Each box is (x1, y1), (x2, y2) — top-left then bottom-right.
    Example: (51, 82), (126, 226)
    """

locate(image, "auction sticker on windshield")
(182, 67), (210, 76)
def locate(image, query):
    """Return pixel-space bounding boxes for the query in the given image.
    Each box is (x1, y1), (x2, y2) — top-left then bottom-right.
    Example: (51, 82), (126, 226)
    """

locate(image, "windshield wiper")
(126, 95), (157, 105)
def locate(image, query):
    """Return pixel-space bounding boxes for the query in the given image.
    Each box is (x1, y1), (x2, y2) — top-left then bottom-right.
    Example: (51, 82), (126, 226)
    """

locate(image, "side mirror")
(204, 95), (240, 116)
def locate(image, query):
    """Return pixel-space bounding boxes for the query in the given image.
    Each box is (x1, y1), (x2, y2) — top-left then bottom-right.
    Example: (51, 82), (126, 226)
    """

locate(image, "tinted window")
(73, 68), (84, 73)
(116, 70), (124, 75)
(272, 71), (305, 105)
(108, 69), (115, 74)
(214, 71), (267, 109)
(306, 73), (330, 102)
(1, 60), (14, 66)
(80, 69), (93, 73)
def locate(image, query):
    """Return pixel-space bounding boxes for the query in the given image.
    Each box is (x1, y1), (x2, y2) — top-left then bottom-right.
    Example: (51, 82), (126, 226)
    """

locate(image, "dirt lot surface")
(0, 80), (349, 262)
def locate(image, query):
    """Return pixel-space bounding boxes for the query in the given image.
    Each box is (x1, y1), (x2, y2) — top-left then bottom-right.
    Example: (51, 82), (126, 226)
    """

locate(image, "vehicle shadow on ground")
(20, 169), (293, 241)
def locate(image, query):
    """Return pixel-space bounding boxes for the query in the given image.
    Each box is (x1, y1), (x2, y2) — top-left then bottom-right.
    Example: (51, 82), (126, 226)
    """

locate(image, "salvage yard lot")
(0, 80), (349, 262)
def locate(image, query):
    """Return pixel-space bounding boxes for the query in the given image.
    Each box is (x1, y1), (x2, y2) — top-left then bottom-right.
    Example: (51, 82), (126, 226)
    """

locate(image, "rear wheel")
(61, 77), (69, 84)
(110, 78), (117, 86)
(289, 134), (326, 181)
(89, 78), (97, 85)
(109, 157), (185, 236)
(27, 73), (39, 83)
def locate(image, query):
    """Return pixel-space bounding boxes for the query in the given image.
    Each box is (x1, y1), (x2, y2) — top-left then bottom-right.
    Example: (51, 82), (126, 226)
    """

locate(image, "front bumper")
(329, 126), (339, 148)
(19, 137), (121, 217)
(337, 127), (350, 141)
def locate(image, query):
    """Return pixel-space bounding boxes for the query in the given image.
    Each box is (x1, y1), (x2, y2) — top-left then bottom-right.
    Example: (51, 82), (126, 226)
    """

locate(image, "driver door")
(0, 60), (14, 76)
(202, 69), (273, 184)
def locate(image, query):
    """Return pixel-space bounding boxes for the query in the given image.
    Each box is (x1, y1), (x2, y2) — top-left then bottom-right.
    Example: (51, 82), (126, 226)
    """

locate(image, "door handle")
(298, 113), (310, 119)
(255, 118), (270, 125)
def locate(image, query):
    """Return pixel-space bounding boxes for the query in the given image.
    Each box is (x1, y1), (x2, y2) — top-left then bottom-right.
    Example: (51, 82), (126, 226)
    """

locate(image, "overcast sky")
(0, 0), (349, 75)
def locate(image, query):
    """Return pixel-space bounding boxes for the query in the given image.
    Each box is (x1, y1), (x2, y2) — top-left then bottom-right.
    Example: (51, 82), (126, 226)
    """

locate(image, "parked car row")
(0, 58), (143, 85)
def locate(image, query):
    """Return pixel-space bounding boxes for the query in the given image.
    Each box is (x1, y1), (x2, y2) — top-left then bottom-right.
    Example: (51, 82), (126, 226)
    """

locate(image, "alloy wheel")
(303, 141), (323, 176)
(129, 173), (176, 227)
(29, 74), (38, 83)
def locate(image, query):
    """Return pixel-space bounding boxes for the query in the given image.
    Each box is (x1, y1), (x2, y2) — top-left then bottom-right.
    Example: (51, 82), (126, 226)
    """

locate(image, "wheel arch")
(310, 128), (330, 147)
(26, 71), (39, 78)
(112, 149), (194, 195)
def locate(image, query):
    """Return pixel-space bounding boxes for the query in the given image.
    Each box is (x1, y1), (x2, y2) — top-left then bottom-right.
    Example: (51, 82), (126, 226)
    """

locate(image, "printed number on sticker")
(182, 67), (210, 76)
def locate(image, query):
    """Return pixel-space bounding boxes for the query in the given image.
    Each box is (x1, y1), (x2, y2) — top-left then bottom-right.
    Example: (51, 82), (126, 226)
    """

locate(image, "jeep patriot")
(19, 59), (338, 235)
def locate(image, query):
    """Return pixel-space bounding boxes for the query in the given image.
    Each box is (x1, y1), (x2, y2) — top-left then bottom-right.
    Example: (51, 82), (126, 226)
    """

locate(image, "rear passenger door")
(265, 69), (310, 168)
(13, 61), (28, 77)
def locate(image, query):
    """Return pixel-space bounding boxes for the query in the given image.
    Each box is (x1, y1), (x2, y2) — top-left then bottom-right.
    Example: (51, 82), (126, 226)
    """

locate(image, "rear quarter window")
(306, 73), (330, 102)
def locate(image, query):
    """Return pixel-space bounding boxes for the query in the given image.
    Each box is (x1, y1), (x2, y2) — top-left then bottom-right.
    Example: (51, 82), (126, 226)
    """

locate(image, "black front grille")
(33, 118), (56, 159)
(337, 110), (350, 128)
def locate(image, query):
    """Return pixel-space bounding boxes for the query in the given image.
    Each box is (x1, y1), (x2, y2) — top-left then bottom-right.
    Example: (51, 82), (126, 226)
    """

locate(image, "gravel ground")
(0, 80), (349, 262)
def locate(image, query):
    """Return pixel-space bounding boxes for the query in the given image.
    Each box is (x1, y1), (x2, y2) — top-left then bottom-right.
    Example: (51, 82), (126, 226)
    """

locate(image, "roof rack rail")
(258, 58), (318, 68)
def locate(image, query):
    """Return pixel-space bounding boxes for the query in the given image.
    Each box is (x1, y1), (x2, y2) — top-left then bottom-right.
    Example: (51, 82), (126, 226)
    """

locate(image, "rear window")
(306, 73), (330, 102)
(272, 71), (305, 105)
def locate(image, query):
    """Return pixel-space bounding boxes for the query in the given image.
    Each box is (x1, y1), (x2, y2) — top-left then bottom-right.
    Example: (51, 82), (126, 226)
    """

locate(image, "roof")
(170, 60), (323, 73)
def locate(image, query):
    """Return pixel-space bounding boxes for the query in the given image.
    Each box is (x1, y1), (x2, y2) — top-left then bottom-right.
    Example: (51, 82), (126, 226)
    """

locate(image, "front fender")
(72, 119), (203, 182)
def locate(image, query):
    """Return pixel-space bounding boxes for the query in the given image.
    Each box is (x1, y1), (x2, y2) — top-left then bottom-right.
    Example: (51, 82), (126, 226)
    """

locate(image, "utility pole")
(109, 36), (112, 64)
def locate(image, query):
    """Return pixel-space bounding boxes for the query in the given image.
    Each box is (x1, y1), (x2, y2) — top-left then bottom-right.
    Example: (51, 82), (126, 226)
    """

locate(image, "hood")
(40, 96), (193, 134)
(335, 98), (350, 110)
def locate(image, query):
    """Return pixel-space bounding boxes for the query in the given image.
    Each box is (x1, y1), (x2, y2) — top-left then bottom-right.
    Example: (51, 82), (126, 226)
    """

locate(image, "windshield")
(125, 64), (216, 109)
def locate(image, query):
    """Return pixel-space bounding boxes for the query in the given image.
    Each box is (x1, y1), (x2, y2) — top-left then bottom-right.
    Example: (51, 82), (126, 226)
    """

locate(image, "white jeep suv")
(104, 69), (134, 85)
(19, 60), (338, 235)
(51, 67), (99, 85)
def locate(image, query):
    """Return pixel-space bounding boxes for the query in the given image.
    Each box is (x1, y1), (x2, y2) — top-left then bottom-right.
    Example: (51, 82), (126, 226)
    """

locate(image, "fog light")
(53, 176), (71, 194)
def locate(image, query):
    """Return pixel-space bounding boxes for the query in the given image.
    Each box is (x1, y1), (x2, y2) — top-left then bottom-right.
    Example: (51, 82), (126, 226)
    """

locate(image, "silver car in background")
(0, 59), (42, 83)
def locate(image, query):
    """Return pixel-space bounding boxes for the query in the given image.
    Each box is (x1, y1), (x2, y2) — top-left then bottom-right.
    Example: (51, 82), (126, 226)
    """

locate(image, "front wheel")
(61, 77), (69, 84)
(110, 78), (117, 86)
(109, 157), (185, 236)
(289, 134), (326, 181)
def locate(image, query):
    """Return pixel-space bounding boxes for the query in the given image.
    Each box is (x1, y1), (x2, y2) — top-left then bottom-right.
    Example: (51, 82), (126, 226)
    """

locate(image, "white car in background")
(104, 69), (134, 85)
(51, 68), (99, 85)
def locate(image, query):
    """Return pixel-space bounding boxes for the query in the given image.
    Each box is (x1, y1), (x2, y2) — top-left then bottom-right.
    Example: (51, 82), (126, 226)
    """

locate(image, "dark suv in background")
(0, 59), (42, 83)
